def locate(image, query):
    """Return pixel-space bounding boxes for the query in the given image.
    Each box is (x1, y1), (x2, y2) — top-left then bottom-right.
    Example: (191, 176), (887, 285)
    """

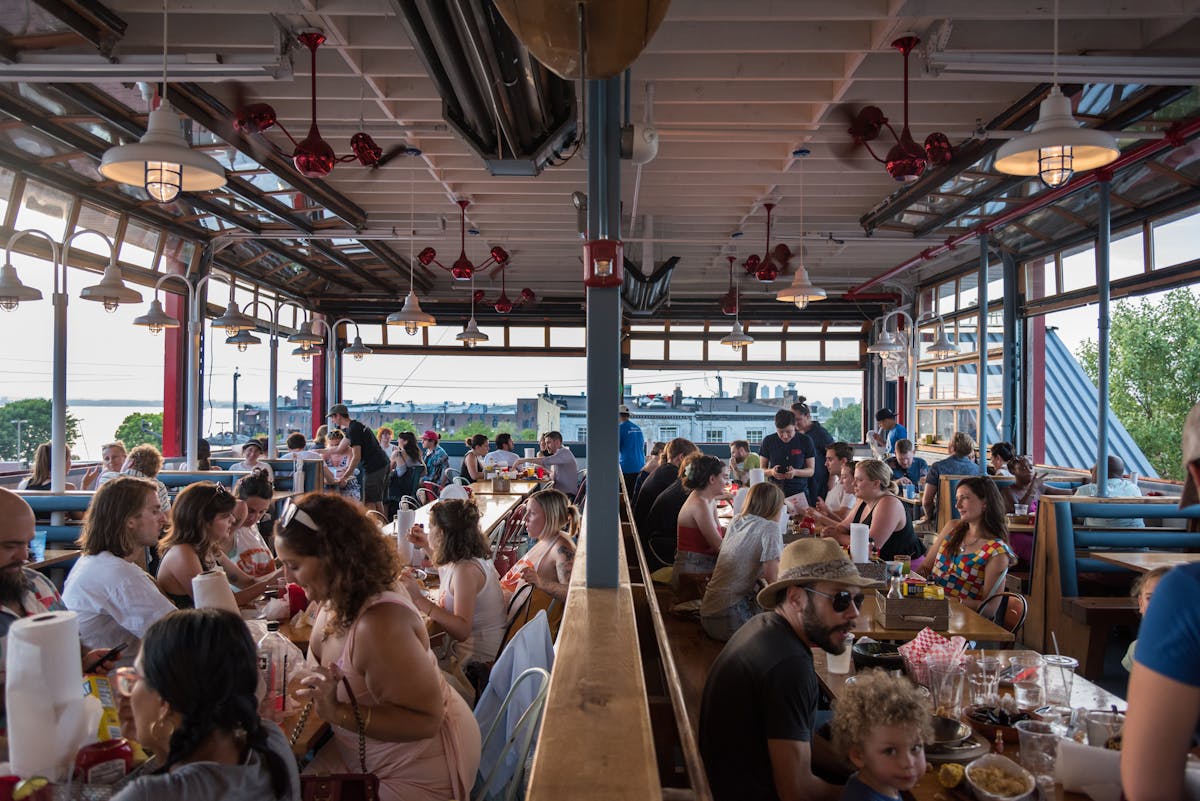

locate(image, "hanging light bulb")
(926, 320), (958, 359)
(0, 261), (42, 311)
(226, 329), (261, 352)
(456, 270), (488, 347)
(386, 167), (437, 334)
(133, 297), (181, 334)
(344, 335), (372, 361)
(721, 319), (754, 350)
(79, 262), (143, 312)
(292, 344), (316, 362)
(774, 150), (827, 311)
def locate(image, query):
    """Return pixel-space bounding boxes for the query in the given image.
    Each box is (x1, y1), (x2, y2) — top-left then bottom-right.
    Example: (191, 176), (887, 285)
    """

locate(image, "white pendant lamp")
(387, 167), (437, 334)
(926, 319), (958, 359)
(98, 1), (226, 202)
(457, 271), (488, 347)
(211, 297), (257, 332)
(774, 149), (827, 310)
(226, 329), (262, 352)
(0, 262), (44, 311)
(133, 297), (181, 333)
(343, 335), (372, 361)
(721, 319), (754, 350)
(993, 0), (1118, 187)
(287, 320), (325, 345)
(79, 262), (144, 312)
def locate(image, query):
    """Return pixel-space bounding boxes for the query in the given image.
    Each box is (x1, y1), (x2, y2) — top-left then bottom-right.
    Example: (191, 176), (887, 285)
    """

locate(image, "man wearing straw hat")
(700, 538), (879, 801)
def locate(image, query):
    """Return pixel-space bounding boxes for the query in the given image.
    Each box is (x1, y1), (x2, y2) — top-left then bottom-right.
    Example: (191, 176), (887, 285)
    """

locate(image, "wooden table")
(469, 478), (546, 496)
(386, 492), (525, 544)
(1088, 551), (1200, 573)
(853, 594), (1016, 643)
(29, 548), (80, 569)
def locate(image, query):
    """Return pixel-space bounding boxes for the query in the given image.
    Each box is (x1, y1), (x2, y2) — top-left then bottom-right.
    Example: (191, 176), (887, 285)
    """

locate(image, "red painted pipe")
(846, 117), (1200, 297)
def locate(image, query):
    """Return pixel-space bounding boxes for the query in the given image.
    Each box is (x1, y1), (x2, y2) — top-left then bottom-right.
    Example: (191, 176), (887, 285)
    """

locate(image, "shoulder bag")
(289, 676), (380, 801)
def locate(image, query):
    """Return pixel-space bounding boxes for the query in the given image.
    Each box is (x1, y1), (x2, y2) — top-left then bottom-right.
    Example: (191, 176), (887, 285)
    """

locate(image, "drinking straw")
(1050, 632), (1071, 704)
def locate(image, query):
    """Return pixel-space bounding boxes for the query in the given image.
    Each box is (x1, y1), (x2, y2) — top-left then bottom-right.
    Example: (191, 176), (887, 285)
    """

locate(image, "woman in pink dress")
(280, 494), (480, 801)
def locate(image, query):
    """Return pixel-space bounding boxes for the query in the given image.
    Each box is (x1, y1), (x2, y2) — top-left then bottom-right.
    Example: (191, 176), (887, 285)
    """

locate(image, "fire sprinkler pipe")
(846, 117), (1200, 297)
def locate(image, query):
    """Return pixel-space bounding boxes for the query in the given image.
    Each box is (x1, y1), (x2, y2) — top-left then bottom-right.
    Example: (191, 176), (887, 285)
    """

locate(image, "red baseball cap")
(421, 430), (440, 442)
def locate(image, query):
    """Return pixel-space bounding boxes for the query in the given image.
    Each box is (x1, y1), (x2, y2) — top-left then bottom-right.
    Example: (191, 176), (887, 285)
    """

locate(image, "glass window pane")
(507, 327), (546, 347)
(549, 327), (585, 348)
(935, 365), (955, 399)
(957, 408), (978, 441)
(918, 287), (935, 318)
(708, 336), (744, 362)
(73, 204), (120, 250)
(1109, 226), (1145, 281)
(668, 337), (702, 362)
(787, 339), (819, 361)
(1025, 258), (1053, 301)
(743, 338), (778, 362)
(936, 409), (955, 441)
(119, 221), (160, 270)
(986, 362), (1004, 398)
(957, 363), (978, 399)
(16, 180), (71, 240)
(959, 273), (978, 310)
(1153, 208), (1199, 270)
(937, 282), (956, 315)
(0, 168), (14, 222)
(824, 340), (859, 361)
(631, 338), (663, 360)
(918, 367), (935, 400)
(1061, 244), (1096, 293)
(956, 315), (978, 356)
(987, 263), (1004, 303)
(918, 408), (934, 442)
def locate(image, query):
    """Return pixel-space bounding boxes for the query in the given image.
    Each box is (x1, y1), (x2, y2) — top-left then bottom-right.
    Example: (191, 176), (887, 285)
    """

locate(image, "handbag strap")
(287, 677), (370, 775)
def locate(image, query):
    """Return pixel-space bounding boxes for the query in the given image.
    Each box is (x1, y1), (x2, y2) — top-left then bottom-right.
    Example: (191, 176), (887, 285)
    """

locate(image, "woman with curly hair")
(918, 476), (1015, 609)
(497, 488), (579, 603)
(157, 483), (279, 609)
(280, 493), (480, 801)
(122, 443), (172, 514)
(402, 499), (506, 667)
(831, 670), (933, 801)
(673, 453), (729, 585)
(111, 608), (299, 800)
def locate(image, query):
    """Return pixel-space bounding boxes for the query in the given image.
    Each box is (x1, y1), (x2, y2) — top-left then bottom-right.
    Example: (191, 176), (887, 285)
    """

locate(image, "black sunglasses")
(202, 482), (230, 512)
(805, 587), (865, 613)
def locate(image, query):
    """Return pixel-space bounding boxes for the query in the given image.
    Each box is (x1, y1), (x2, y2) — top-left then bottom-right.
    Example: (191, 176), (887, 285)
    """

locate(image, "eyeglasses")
(280, 499), (319, 532)
(202, 482), (229, 512)
(113, 666), (142, 697)
(805, 587), (865, 613)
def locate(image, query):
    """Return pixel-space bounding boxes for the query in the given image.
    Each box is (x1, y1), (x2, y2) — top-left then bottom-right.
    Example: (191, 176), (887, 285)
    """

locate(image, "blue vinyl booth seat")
(210, 458), (323, 492)
(158, 471), (243, 489)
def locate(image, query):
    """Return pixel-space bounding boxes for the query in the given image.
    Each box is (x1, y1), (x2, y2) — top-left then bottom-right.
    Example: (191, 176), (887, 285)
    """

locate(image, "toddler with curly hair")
(831, 670), (933, 800)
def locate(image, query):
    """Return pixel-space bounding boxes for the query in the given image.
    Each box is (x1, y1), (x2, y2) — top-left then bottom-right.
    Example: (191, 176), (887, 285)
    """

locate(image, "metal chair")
(417, 484), (440, 505)
(472, 667), (551, 801)
(442, 467), (461, 486)
(979, 591), (1029, 635)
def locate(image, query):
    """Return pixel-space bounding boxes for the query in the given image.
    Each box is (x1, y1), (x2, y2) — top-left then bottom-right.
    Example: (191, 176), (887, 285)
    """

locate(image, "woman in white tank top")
(402, 499), (507, 666)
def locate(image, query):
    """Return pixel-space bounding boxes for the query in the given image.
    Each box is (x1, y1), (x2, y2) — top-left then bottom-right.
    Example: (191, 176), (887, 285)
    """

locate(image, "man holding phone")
(759, 409), (816, 500)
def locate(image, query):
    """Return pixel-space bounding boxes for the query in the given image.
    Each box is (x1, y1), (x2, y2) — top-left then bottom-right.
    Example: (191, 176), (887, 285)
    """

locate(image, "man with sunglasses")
(700, 538), (879, 801)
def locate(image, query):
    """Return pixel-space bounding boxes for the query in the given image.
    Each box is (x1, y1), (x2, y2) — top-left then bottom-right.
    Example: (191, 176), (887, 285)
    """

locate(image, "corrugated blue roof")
(1043, 328), (1157, 477)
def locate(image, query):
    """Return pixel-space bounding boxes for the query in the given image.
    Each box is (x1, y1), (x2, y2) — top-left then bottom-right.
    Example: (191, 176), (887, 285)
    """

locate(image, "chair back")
(979, 591), (1028, 635)
(501, 585), (563, 649)
(471, 667), (551, 801)
(443, 467), (461, 486)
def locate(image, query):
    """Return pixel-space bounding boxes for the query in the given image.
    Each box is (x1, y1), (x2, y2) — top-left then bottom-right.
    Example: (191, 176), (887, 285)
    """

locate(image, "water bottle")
(257, 621), (291, 723)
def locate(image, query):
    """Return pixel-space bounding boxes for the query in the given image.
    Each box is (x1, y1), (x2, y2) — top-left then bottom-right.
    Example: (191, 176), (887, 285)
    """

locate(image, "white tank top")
(438, 557), (507, 665)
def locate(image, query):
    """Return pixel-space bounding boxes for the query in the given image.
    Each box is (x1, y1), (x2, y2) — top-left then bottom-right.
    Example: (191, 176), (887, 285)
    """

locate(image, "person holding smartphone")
(758, 409), (816, 501)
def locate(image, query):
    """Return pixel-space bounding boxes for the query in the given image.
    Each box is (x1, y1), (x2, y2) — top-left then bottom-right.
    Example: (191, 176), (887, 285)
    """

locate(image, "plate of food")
(963, 702), (1040, 743)
(965, 754), (1036, 801)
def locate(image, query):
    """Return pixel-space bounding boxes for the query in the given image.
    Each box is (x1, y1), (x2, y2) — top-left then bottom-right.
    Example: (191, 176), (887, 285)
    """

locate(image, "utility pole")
(12, 419), (28, 462)
(232, 367), (241, 438)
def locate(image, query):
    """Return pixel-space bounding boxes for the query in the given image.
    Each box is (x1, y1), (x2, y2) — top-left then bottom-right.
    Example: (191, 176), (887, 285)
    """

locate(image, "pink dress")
(307, 592), (481, 801)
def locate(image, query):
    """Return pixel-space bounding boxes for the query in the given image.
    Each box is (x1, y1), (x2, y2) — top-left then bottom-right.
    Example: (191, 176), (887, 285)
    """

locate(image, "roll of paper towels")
(524, 448), (536, 458)
(193, 570), (239, 614)
(732, 486), (750, 515)
(748, 468), (766, 486)
(6, 611), (99, 780)
(395, 508), (416, 564)
(777, 507), (790, 536)
(849, 523), (870, 563)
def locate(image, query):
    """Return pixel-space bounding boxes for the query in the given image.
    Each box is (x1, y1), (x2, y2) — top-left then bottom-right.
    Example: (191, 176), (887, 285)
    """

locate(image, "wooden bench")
(1028, 497), (1200, 677)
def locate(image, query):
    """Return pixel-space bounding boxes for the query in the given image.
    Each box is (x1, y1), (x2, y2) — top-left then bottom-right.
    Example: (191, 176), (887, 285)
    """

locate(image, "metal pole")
(13, 420), (26, 459)
(51, 268), (67, 494)
(1001, 253), (1021, 451)
(232, 367), (240, 438)
(584, 75), (622, 589)
(268, 329), (279, 458)
(1096, 179), (1112, 495)
(978, 234), (989, 469)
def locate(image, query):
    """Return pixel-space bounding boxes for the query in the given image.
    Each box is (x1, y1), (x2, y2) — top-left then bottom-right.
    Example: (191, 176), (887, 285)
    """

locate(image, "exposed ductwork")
(391, 0), (577, 177)
(622, 256), (679, 318)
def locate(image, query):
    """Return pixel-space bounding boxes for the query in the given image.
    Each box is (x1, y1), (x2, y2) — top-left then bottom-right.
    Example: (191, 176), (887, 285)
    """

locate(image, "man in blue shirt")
(618, 405), (646, 492)
(868, 408), (907, 455)
(921, 432), (983, 521)
(886, 439), (928, 489)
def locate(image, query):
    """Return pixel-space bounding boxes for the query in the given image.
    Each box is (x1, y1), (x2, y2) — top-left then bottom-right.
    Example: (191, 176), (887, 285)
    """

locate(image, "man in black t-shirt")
(758, 409), (816, 499)
(327, 404), (389, 512)
(793, 398), (834, 506)
(699, 538), (878, 801)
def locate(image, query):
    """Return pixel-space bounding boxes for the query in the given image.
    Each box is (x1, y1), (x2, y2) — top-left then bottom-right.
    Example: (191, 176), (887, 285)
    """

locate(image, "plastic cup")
(967, 655), (1002, 707)
(1015, 720), (1059, 778)
(927, 662), (966, 719)
(1041, 654), (1078, 710)
(825, 633), (854, 674)
(1009, 654), (1044, 710)
(904, 484), (916, 499)
(1013, 503), (1029, 516)
(29, 530), (46, 563)
(1085, 710), (1125, 747)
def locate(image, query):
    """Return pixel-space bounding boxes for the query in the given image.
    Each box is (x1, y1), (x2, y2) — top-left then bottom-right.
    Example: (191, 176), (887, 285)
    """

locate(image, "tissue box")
(874, 590), (949, 631)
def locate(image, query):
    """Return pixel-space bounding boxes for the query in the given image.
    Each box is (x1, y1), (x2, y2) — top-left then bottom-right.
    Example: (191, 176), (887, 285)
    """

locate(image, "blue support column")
(1096, 180), (1112, 495)
(584, 76), (622, 588)
(1001, 253), (1021, 451)
(977, 234), (989, 469)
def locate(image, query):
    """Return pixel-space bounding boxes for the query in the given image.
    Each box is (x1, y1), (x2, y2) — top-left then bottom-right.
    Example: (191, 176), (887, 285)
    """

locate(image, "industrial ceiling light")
(132, 297), (181, 334)
(343, 335), (372, 361)
(210, 297), (257, 332)
(867, 316), (906, 354)
(926, 318), (958, 359)
(992, 0), (1118, 187)
(292, 344), (318, 362)
(226, 329), (261, 352)
(287, 320), (325, 346)
(386, 168), (437, 334)
(720, 319), (754, 351)
(0, 262), (44, 311)
(98, 0), (226, 203)
(79, 262), (144, 312)
(775, 149), (827, 310)
(456, 271), (488, 347)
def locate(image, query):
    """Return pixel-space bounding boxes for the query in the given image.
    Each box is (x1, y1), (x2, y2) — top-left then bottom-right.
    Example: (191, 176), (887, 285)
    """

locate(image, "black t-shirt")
(759, 432), (815, 497)
(805, 422), (835, 505)
(634, 462), (680, 533)
(644, 480), (689, 570)
(345, 419), (388, 472)
(700, 612), (820, 801)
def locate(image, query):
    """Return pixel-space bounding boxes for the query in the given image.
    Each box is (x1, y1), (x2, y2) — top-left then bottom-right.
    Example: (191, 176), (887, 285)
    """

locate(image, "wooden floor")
(654, 584), (725, 738)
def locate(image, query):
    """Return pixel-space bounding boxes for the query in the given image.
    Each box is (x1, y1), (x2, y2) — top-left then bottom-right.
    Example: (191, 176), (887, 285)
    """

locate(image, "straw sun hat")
(756, 538), (882, 610)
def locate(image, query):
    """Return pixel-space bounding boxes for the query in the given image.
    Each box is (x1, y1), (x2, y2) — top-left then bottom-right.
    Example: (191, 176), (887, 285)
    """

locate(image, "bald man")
(0, 487), (117, 692)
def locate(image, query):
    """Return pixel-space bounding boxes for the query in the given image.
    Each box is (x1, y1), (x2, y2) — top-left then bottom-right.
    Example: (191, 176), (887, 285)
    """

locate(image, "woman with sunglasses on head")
(278, 494), (480, 801)
(821, 459), (924, 562)
(497, 488), (580, 604)
(402, 498), (506, 669)
(157, 483), (279, 609)
(111, 608), (299, 801)
(917, 476), (1015, 610)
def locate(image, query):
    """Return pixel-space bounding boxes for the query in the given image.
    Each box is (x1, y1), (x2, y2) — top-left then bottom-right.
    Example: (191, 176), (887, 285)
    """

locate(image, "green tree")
(455, 420), (495, 438)
(114, 412), (165, 450)
(0, 398), (80, 463)
(386, 418), (416, 435)
(824, 403), (863, 444)
(1076, 288), (1200, 480)
(517, 429), (539, 441)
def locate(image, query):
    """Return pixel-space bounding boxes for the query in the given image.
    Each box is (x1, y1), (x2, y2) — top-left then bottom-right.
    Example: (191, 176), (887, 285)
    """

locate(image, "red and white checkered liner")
(898, 627), (967, 685)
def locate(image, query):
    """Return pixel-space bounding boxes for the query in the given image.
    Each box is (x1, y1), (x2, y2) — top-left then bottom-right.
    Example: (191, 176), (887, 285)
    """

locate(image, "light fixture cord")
(1052, 0), (1059, 87)
(408, 165), (415, 293)
(161, 0), (168, 106)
